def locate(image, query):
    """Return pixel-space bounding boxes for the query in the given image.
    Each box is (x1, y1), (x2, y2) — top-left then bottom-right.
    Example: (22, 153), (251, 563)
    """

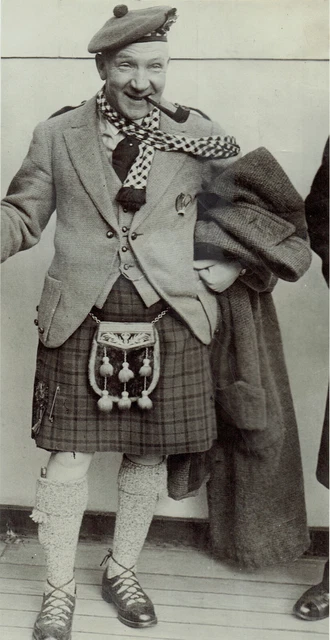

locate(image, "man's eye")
(151, 64), (162, 69)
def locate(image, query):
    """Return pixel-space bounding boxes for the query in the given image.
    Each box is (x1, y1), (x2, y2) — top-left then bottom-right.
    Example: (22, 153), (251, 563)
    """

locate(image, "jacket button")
(38, 327), (45, 335)
(34, 318), (39, 326)
(123, 207), (128, 213)
(123, 264), (130, 270)
(122, 226), (129, 233)
(106, 230), (114, 239)
(122, 246), (128, 252)
(131, 232), (137, 241)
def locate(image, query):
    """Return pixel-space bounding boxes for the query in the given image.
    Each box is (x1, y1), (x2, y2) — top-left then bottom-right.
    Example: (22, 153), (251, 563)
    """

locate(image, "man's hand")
(194, 258), (243, 293)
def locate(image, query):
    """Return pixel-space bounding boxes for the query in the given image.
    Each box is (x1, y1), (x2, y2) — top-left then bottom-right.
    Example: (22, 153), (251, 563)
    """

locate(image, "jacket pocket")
(37, 273), (62, 342)
(215, 380), (267, 432)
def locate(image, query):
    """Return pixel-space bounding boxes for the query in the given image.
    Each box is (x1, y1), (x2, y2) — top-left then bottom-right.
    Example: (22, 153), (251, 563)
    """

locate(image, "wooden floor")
(0, 537), (328, 640)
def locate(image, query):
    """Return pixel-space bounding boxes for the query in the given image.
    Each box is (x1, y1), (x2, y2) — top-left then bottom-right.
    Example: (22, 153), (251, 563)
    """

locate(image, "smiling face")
(96, 41), (170, 120)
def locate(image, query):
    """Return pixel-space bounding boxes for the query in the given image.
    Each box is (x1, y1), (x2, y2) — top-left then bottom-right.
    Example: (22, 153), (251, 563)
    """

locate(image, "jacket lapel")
(63, 97), (121, 231)
(131, 108), (190, 230)
(62, 96), (191, 231)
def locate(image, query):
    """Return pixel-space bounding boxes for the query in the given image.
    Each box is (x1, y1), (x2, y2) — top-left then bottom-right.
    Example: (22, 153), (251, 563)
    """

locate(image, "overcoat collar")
(62, 95), (190, 230)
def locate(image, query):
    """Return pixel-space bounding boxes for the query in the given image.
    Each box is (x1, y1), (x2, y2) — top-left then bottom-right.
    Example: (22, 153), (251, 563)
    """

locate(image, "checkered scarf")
(97, 87), (240, 211)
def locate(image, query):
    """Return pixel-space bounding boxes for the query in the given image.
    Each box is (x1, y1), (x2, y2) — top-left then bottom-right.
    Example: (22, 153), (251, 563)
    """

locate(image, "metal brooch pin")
(175, 193), (193, 215)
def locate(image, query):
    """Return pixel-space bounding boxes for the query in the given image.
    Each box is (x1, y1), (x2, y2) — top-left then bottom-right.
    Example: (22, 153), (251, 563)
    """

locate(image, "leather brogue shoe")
(293, 582), (329, 621)
(32, 579), (76, 640)
(101, 560), (157, 628)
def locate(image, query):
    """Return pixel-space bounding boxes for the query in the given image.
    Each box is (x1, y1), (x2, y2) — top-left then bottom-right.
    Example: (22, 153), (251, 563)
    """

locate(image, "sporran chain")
(89, 308), (169, 325)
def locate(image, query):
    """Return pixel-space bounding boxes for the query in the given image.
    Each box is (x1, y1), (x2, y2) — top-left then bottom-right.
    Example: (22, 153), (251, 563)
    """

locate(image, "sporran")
(88, 319), (164, 412)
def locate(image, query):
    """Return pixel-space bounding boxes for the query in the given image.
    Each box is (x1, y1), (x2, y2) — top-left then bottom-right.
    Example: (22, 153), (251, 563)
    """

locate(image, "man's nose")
(130, 70), (150, 92)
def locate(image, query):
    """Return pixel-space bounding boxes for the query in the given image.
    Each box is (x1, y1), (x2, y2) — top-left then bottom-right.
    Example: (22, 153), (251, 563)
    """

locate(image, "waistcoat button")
(106, 230), (114, 239)
(123, 264), (130, 270)
(122, 246), (128, 252)
(38, 327), (45, 335)
(122, 226), (129, 233)
(123, 207), (128, 213)
(34, 318), (39, 326)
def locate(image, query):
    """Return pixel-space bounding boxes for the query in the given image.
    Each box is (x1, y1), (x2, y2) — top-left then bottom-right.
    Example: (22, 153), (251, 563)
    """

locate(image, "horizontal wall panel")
(2, 0), (329, 60)
(1, 0), (60, 58)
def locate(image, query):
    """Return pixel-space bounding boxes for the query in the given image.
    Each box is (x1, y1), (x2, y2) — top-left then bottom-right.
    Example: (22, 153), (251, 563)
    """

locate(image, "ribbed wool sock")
(31, 476), (88, 592)
(107, 456), (167, 578)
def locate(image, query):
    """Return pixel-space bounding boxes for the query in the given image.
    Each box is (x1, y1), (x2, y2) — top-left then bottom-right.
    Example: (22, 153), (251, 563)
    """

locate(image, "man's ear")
(95, 54), (107, 80)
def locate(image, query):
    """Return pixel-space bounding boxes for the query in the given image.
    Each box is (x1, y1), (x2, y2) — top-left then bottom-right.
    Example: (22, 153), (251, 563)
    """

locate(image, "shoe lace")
(112, 569), (147, 604)
(40, 583), (75, 628)
(101, 549), (147, 605)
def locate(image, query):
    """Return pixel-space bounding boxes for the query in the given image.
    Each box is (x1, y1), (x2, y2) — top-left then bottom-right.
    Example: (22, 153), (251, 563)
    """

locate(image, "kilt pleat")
(32, 276), (217, 455)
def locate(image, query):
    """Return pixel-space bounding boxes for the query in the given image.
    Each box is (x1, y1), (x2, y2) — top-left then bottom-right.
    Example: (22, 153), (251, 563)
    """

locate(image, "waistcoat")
(95, 128), (161, 309)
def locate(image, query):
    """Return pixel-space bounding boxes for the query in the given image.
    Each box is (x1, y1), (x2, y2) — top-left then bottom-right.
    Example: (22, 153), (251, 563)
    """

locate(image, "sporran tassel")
(97, 389), (113, 412)
(137, 390), (153, 410)
(118, 390), (132, 410)
(139, 349), (152, 377)
(118, 352), (134, 383)
(100, 348), (114, 377)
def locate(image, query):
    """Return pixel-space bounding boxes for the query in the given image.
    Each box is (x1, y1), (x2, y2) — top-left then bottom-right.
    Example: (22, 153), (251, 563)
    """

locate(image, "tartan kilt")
(32, 276), (217, 455)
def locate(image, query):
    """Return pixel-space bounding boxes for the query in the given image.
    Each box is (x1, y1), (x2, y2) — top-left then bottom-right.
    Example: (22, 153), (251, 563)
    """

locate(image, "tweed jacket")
(1, 95), (239, 347)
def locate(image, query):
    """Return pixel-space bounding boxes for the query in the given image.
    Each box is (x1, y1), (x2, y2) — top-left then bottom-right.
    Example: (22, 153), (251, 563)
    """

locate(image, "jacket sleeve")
(1, 122), (56, 263)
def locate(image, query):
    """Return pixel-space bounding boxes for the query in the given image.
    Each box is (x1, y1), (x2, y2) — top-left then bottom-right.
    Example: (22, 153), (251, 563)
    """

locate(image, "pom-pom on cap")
(113, 5), (128, 18)
(88, 5), (177, 54)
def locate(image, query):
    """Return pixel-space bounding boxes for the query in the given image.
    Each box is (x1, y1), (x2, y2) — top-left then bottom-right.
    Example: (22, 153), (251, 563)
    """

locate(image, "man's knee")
(46, 451), (94, 481)
(126, 454), (164, 466)
(52, 452), (93, 468)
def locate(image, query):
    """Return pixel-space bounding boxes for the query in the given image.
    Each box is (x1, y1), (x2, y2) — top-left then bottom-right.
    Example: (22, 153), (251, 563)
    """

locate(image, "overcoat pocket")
(215, 380), (267, 432)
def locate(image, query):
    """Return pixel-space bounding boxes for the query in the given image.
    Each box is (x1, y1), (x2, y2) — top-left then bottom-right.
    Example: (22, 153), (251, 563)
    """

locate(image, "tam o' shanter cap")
(88, 5), (177, 54)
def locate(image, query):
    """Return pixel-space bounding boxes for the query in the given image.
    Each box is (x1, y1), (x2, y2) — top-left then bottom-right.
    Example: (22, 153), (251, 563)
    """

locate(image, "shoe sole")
(293, 608), (329, 621)
(118, 613), (158, 628)
(102, 588), (157, 628)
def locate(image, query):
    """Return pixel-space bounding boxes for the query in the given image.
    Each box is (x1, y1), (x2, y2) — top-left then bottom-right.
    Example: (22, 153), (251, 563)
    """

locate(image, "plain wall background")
(1, 0), (329, 523)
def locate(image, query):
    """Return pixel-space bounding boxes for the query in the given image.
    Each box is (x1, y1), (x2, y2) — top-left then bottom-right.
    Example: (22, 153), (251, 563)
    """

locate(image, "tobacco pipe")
(146, 96), (190, 123)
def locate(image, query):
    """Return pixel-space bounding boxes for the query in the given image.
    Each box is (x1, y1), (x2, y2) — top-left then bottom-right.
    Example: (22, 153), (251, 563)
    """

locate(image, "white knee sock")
(107, 456), (167, 578)
(31, 476), (88, 592)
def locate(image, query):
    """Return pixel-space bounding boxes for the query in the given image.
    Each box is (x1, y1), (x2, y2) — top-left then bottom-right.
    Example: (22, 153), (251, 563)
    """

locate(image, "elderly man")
(1, 5), (244, 639)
